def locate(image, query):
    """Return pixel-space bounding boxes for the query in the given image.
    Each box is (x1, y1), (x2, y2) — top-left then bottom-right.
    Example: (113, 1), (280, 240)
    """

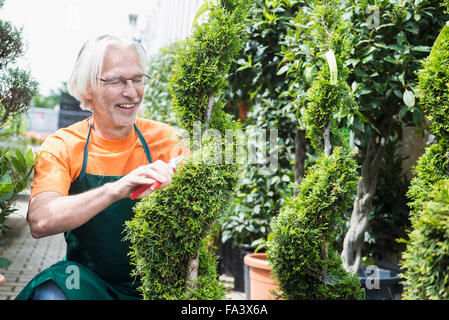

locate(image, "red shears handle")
(130, 167), (175, 200)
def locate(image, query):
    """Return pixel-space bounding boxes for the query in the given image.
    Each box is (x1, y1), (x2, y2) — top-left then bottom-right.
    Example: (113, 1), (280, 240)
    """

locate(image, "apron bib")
(16, 121), (152, 300)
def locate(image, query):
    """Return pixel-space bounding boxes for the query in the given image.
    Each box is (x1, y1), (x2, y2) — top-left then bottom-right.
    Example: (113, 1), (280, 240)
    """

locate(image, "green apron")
(16, 121), (152, 300)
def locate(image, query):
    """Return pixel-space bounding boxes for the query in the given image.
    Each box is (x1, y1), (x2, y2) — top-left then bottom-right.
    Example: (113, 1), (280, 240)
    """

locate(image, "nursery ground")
(0, 192), (246, 300)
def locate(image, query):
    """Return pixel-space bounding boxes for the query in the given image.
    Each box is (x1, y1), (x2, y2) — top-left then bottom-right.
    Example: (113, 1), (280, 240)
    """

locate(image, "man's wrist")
(104, 181), (123, 203)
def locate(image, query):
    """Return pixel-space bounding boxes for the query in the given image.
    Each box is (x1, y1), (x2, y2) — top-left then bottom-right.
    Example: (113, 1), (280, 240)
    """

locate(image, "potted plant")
(261, 1), (363, 300)
(0, 0), (39, 277)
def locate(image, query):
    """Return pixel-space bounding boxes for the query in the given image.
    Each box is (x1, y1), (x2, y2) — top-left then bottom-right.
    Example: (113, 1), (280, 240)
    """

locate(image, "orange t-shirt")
(30, 117), (185, 198)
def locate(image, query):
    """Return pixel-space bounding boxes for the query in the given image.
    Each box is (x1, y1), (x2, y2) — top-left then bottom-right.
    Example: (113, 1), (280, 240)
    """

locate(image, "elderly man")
(16, 35), (184, 300)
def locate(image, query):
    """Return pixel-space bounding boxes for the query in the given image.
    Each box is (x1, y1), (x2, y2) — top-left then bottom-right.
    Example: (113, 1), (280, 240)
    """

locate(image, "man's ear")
(82, 85), (94, 106)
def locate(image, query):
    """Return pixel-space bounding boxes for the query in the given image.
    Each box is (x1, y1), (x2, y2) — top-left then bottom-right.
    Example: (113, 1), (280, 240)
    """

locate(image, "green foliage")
(169, 1), (250, 134)
(266, 1), (363, 299)
(31, 82), (69, 110)
(406, 22), (449, 222)
(268, 147), (363, 299)
(417, 24), (449, 139)
(400, 180), (449, 299)
(222, 0), (301, 247)
(0, 0), (39, 266)
(221, 97), (296, 246)
(125, 155), (239, 299)
(141, 41), (185, 126)
(125, 0), (249, 299)
(0, 148), (39, 230)
(226, 0), (302, 104)
(407, 141), (449, 220)
(342, 0), (448, 142)
(362, 137), (411, 261)
(0, 15), (38, 125)
(401, 14), (449, 300)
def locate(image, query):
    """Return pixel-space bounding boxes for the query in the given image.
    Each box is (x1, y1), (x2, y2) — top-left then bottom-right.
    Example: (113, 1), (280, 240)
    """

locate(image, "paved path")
(0, 196), (245, 300)
(0, 198), (66, 300)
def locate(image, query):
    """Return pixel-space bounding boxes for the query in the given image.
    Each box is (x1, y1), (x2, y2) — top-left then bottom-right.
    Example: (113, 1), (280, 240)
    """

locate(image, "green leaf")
(276, 65), (289, 75)
(403, 90), (415, 107)
(411, 45), (431, 52)
(192, 0), (213, 29)
(398, 105), (409, 118)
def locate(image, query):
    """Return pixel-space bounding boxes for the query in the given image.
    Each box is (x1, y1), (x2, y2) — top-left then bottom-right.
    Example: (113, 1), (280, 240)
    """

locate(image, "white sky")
(0, 0), (156, 95)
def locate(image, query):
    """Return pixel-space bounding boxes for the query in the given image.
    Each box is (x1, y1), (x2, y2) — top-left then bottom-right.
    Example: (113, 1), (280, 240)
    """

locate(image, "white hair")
(67, 34), (147, 111)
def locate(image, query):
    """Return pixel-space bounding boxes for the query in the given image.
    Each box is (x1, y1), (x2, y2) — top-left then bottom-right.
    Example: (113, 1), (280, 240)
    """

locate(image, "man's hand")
(28, 160), (175, 238)
(108, 160), (175, 201)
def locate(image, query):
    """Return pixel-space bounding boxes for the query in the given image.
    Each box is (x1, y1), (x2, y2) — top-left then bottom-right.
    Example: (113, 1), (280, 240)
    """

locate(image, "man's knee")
(31, 280), (67, 300)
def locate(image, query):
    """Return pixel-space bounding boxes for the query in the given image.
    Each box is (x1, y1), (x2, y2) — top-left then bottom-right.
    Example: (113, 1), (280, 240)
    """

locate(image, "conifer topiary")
(267, 1), (363, 299)
(401, 21), (449, 299)
(124, 0), (250, 300)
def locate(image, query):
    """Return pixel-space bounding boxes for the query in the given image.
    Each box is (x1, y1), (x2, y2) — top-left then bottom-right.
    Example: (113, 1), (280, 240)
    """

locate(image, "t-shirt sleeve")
(30, 136), (72, 198)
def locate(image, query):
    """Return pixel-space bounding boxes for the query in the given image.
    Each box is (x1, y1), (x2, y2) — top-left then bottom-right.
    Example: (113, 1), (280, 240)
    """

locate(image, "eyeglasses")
(97, 74), (149, 88)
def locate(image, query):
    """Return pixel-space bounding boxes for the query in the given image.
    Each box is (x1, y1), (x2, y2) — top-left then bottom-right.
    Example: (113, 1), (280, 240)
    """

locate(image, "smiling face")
(86, 44), (144, 138)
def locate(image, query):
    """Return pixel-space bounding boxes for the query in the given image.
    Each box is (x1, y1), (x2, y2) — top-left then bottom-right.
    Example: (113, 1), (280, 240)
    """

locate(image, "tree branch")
(185, 252), (200, 291)
(293, 128), (306, 197)
(324, 120), (332, 157)
(204, 93), (216, 129)
(341, 117), (393, 273)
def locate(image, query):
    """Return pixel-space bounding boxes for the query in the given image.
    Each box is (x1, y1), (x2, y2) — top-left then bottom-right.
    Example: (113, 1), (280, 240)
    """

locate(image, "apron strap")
(80, 120), (153, 180)
(133, 123), (152, 164)
(80, 119), (93, 181)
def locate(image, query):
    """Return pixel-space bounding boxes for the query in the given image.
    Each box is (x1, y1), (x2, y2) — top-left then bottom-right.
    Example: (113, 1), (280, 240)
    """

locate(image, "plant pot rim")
(244, 253), (270, 271)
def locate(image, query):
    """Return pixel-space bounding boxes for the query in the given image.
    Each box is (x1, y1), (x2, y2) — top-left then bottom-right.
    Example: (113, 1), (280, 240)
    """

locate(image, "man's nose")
(122, 80), (138, 98)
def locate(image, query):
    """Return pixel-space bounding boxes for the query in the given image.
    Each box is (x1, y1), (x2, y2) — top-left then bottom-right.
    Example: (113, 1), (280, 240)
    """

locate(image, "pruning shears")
(130, 153), (188, 200)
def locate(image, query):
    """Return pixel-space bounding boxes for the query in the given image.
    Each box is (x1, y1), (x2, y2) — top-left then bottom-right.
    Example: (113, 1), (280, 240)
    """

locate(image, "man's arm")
(27, 160), (173, 239)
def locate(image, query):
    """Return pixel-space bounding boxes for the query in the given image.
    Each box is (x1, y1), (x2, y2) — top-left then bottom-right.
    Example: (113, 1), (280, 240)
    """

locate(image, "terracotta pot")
(0, 274), (6, 286)
(243, 253), (279, 300)
(237, 102), (250, 121)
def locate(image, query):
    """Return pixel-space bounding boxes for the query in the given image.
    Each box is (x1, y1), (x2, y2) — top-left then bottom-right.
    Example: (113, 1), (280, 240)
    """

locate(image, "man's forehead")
(102, 45), (142, 76)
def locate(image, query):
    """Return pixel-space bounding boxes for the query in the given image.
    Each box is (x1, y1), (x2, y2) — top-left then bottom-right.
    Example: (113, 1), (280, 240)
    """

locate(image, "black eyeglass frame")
(97, 74), (150, 86)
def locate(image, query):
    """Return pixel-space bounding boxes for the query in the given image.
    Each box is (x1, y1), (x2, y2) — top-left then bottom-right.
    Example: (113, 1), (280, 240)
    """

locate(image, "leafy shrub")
(222, 0), (301, 248)
(407, 141), (449, 221)
(0, 0), (38, 249)
(268, 147), (363, 299)
(417, 24), (449, 140)
(126, 153), (239, 299)
(400, 180), (449, 299)
(141, 41), (185, 126)
(124, 0), (249, 299)
(401, 21), (449, 299)
(267, 0), (363, 299)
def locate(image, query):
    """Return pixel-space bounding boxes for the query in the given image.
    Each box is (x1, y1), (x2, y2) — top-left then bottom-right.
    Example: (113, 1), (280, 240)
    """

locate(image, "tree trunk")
(204, 93), (216, 129)
(323, 120), (332, 157)
(293, 128), (306, 197)
(185, 93), (216, 291)
(185, 252), (200, 290)
(341, 117), (393, 274)
(322, 120), (332, 281)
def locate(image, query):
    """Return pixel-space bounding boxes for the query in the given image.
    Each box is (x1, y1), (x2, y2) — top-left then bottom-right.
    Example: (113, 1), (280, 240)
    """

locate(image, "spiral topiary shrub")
(401, 21), (449, 299)
(416, 24), (449, 141)
(268, 146), (363, 299)
(401, 180), (449, 299)
(267, 1), (363, 299)
(124, 0), (250, 299)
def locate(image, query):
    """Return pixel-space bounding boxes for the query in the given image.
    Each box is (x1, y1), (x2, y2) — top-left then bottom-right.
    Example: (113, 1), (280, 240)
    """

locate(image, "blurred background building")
(128, 0), (204, 56)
